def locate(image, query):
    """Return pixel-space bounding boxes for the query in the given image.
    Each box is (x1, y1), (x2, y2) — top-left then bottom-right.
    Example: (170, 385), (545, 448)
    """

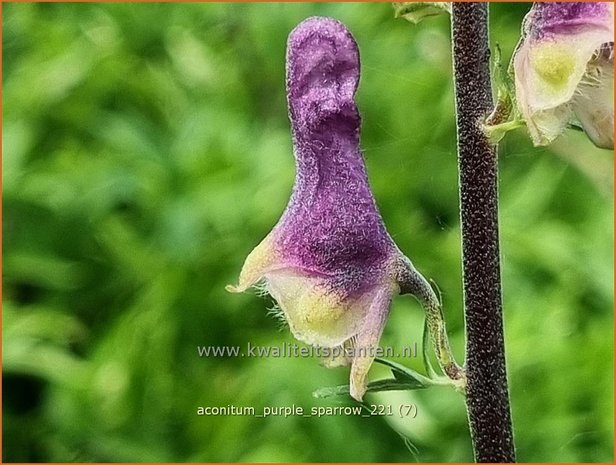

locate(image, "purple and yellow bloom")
(513, 2), (614, 149)
(227, 17), (436, 400)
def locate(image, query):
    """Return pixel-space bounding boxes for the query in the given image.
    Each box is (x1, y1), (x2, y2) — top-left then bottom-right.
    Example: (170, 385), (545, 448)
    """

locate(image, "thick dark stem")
(451, 3), (516, 463)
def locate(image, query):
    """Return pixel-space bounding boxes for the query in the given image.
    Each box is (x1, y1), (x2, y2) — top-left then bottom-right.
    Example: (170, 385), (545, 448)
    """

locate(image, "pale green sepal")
(487, 44), (516, 126)
(484, 118), (526, 145)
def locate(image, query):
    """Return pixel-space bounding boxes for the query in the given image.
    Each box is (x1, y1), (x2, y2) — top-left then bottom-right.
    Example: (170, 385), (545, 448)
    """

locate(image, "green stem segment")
(397, 260), (464, 385)
(415, 279), (464, 384)
(451, 3), (516, 462)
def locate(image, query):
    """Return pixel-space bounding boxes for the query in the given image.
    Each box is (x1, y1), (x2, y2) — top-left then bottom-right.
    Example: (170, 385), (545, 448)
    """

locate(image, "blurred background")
(2, 2), (613, 462)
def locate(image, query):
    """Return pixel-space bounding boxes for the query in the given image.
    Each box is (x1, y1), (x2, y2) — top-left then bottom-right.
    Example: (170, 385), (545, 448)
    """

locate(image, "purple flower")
(227, 17), (432, 400)
(513, 2), (614, 148)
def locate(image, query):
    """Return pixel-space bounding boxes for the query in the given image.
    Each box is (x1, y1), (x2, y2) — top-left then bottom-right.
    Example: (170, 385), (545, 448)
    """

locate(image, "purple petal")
(277, 17), (396, 293)
(526, 2), (613, 39)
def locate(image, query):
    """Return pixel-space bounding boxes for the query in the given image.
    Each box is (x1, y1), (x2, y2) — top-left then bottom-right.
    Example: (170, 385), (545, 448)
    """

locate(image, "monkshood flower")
(513, 2), (614, 149)
(227, 17), (461, 400)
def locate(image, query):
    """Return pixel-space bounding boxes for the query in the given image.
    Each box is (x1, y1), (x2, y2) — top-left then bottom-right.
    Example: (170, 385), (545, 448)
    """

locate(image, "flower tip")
(349, 378), (366, 402)
(286, 15), (360, 126)
(289, 16), (353, 46)
(288, 16), (358, 70)
(225, 284), (242, 293)
(227, 235), (276, 295)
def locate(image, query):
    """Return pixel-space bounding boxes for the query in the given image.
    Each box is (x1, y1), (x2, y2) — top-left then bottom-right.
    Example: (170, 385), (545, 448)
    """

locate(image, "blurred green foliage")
(2, 2), (613, 462)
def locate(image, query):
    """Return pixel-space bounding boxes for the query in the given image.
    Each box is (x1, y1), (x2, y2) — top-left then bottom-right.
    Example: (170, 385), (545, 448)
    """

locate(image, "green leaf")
(312, 384), (351, 399)
(313, 377), (430, 399)
(367, 378), (431, 392)
(313, 358), (440, 399)
(374, 357), (433, 386)
(393, 2), (451, 24)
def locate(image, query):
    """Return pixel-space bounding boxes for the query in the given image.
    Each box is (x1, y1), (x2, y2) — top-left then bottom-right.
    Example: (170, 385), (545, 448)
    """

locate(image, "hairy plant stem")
(450, 3), (516, 462)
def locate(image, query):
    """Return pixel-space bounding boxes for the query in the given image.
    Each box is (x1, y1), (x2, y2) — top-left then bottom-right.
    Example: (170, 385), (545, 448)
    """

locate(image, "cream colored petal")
(514, 30), (612, 146)
(572, 55), (614, 149)
(525, 103), (573, 146)
(320, 339), (354, 368)
(349, 285), (396, 401)
(225, 234), (279, 293)
(265, 269), (377, 347)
